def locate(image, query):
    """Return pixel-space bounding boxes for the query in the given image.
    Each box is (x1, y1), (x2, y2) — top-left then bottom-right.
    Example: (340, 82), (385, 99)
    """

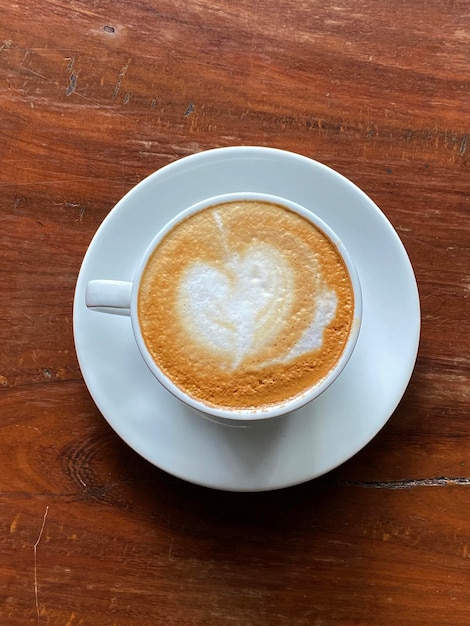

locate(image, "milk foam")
(178, 241), (293, 369)
(176, 211), (338, 370)
(281, 288), (337, 362)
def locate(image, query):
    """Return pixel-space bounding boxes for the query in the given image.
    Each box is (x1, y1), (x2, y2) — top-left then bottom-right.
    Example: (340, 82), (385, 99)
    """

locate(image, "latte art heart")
(178, 242), (294, 369)
(138, 200), (354, 411)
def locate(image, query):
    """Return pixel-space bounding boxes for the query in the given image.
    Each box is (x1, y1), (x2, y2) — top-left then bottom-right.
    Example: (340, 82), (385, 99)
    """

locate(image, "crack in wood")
(34, 505), (49, 624)
(334, 476), (470, 489)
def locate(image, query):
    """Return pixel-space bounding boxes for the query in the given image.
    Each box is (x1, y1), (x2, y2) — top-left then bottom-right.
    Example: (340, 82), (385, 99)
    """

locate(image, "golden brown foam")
(138, 200), (354, 411)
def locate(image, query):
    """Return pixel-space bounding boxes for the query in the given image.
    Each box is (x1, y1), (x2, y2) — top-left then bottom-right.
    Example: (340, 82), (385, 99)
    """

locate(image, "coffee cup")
(86, 192), (362, 422)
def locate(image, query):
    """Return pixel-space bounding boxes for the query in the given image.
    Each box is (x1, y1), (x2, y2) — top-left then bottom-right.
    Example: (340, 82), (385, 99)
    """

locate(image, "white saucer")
(73, 147), (420, 492)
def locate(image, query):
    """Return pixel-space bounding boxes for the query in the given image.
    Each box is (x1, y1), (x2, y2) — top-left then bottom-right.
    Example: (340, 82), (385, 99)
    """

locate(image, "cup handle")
(86, 280), (132, 316)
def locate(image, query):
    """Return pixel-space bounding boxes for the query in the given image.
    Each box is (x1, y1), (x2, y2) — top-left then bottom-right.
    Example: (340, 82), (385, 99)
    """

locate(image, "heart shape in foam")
(177, 242), (294, 369)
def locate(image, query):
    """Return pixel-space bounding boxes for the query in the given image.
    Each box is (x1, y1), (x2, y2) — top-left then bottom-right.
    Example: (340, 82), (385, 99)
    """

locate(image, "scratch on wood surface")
(34, 506), (49, 624)
(65, 612), (77, 626)
(21, 49), (31, 64)
(184, 102), (195, 117)
(168, 538), (174, 559)
(459, 135), (467, 155)
(66, 72), (78, 96)
(10, 513), (20, 533)
(21, 66), (51, 82)
(112, 58), (131, 100)
(65, 56), (75, 74)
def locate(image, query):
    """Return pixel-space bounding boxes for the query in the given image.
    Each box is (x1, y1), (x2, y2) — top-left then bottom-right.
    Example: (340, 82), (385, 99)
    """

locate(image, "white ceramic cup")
(86, 192), (362, 422)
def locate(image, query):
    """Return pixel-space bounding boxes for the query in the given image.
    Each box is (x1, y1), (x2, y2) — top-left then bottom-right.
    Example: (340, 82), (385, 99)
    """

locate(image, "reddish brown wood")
(1, 1), (469, 624)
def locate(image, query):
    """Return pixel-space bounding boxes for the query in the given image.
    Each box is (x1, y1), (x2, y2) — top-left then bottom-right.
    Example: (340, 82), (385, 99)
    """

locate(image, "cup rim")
(130, 191), (363, 422)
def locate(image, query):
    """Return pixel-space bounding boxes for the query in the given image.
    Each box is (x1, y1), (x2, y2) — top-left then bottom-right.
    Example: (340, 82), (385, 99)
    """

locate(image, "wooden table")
(1, 1), (469, 624)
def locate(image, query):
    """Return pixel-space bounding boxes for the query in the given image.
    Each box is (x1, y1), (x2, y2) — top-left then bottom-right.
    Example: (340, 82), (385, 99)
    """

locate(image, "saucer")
(73, 147), (420, 491)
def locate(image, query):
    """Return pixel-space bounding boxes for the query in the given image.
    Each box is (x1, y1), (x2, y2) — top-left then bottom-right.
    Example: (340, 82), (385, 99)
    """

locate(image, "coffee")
(138, 200), (354, 411)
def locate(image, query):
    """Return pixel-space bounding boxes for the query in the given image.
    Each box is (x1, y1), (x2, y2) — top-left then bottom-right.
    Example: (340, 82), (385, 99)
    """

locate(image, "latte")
(138, 200), (354, 411)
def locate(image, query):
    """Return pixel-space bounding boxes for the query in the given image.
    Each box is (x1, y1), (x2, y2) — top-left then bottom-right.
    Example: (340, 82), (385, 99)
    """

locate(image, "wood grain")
(1, 0), (469, 624)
